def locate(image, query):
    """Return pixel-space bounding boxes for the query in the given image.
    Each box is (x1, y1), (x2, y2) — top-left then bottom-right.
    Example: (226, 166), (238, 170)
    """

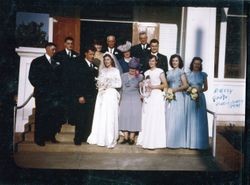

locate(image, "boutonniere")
(94, 66), (98, 70)
(72, 55), (77, 58)
(114, 51), (118, 55)
(56, 62), (60, 65)
(147, 47), (151, 50)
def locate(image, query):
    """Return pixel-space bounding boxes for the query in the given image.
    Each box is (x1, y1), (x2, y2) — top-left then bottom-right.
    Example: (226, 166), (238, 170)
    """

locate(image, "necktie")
(68, 51), (71, 58)
(90, 63), (93, 68)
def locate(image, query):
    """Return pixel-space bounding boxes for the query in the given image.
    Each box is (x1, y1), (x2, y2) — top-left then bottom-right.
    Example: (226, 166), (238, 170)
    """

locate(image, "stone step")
(17, 141), (210, 156)
(27, 123), (74, 133)
(57, 133), (74, 142)
(24, 131), (75, 142)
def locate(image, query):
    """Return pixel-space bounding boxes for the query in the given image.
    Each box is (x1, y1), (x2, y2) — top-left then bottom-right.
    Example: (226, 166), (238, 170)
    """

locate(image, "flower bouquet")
(95, 77), (112, 91)
(163, 88), (176, 103)
(186, 86), (199, 101)
(139, 75), (151, 99)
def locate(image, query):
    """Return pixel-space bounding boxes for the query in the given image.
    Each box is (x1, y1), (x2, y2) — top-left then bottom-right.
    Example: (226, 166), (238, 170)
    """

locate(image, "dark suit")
(154, 53), (168, 74)
(53, 49), (79, 124)
(131, 44), (150, 73)
(102, 47), (122, 60)
(74, 57), (98, 143)
(29, 55), (64, 144)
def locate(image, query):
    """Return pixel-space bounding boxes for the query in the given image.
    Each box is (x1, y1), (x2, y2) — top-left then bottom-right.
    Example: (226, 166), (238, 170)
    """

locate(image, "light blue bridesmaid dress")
(185, 71), (209, 149)
(165, 68), (186, 148)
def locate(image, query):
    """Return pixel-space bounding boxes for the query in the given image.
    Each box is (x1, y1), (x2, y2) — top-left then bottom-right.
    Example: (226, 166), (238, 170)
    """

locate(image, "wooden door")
(53, 17), (80, 52)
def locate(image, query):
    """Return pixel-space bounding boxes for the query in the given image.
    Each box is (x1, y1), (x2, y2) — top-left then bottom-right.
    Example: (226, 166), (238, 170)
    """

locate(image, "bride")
(87, 52), (122, 148)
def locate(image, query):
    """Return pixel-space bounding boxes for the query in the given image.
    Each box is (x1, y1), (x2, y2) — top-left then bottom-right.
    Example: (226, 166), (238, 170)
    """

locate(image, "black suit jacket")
(29, 55), (63, 100)
(131, 44), (151, 73)
(53, 49), (79, 95)
(155, 53), (168, 74)
(102, 47), (122, 60)
(74, 57), (98, 101)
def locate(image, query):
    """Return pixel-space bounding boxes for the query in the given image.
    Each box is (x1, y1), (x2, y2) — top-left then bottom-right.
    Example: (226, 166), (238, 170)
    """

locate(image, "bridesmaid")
(165, 54), (189, 148)
(185, 57), (209, 149)
(119, 57), (143, 145)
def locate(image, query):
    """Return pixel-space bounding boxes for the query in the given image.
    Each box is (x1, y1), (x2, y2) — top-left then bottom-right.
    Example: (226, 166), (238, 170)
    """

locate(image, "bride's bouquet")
(95, 77), (112, 91)
(163, 88), (176, 103)
(186, 86), (199, 101)
(139, 75), (151, 99)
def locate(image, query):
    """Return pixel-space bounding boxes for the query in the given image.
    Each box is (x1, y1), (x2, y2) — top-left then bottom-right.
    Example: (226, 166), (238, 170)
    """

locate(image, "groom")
(73, 46), (98, 145)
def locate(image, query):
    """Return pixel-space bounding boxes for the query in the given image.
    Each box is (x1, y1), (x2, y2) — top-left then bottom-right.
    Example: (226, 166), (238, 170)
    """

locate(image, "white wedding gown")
(87, 67), (121, 148)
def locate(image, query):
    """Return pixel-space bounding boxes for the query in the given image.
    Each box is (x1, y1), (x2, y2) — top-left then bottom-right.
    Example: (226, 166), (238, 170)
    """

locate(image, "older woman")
(165, 54), (189, 149)
(185, 57), (209, 149)
(87, 52), (121, 148)
(119, 57), (143, 145)
(117, 41), (133, 73)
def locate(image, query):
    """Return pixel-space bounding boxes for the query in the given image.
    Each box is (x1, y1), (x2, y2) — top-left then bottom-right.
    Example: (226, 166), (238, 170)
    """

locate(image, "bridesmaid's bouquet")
(95, 77), (112, 91)
(186, 87), (199, 101)
(139, 75), (151, 99)
(163, 88), (176, 103)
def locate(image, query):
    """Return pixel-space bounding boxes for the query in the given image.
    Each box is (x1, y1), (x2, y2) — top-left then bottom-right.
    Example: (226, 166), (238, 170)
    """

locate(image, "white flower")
(73, 55), (77, 58)
(163, 88), (176, 102)
(94, 66), (98, 70)
(187, 87), (199, 101)
(56, 62), (60, 65)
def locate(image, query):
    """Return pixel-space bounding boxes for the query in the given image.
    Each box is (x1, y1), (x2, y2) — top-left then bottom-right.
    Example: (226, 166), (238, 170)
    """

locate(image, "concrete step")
(24, 131), (74, 142)
(17, 141), (210, 156)
(57, 133), (74, 142)
(26, 123), (74, 133)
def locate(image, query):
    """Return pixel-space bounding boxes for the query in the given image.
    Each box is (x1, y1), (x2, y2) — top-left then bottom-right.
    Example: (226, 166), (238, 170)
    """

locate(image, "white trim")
(218, 16), (227, 79)
(48, 17), (54, 42)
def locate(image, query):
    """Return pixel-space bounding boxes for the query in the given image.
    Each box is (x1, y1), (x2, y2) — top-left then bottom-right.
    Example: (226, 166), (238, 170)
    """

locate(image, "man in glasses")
(54, 37), (79, 126)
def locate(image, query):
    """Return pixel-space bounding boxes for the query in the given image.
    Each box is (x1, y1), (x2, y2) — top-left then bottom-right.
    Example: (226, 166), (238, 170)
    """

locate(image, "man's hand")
(78, 97), (86, 104)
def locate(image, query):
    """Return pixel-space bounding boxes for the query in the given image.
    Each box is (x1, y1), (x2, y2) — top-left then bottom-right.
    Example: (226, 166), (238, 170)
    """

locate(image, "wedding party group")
(28, 32), (209, 150)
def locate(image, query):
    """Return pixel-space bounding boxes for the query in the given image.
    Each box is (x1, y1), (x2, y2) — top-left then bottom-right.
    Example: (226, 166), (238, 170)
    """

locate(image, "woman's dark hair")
(148, 55), (159, 62)
(169, 54), (184, 68)
(103, 53), (115, 67)
(93, 39), (103, 46)
(189, 57), (203, 71)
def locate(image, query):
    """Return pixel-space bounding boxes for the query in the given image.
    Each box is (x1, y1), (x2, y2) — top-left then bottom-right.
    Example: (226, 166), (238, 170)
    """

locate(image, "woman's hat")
(128, 57), (140, 69)
(117, 41), (132, 53)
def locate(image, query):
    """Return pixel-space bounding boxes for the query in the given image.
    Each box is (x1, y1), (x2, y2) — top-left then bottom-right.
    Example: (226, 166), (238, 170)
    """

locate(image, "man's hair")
(83, 45), (96, 53)
(107, 35), (116, 41)
(45, 42), (56, 48)
(139, 31), (147, 36)
(150, 39), (159, 45)
(64, 36), (74, 43)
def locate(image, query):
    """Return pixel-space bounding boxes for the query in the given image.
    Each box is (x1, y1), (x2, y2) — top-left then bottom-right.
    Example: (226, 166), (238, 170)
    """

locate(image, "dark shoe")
(36, 141), (45, 146)
(51, 137), (60, 143)
(74, 140), (81, 145)
(120, 139), (129, 144)
(129, 140), (135, 145)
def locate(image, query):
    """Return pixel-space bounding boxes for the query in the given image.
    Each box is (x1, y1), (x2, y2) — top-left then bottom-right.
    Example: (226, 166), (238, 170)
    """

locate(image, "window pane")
(224, 16), (246, 78)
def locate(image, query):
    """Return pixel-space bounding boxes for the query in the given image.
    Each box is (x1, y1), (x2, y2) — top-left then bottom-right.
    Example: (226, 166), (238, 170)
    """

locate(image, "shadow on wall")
(195, 28), (203, 57)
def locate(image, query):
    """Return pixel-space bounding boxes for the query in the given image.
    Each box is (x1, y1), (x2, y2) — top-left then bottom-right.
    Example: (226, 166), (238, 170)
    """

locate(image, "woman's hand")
(148, 81), (154, 89)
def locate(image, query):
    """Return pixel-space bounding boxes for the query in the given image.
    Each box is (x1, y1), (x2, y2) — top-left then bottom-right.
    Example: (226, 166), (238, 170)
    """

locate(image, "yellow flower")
(191, 88), (198, 94)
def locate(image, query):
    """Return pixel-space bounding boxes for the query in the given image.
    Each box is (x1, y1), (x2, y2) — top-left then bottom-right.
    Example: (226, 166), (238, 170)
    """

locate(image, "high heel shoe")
(128, 140), (135, 145)
(120, 139), (129, 144)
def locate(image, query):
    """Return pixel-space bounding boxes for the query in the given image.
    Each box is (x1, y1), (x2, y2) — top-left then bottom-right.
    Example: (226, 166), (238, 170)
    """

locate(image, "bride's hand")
(78, 97), (86, 104)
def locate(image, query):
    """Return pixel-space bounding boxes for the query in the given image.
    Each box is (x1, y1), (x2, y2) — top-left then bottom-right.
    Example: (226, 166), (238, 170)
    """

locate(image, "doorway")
(80, 20), (133, 54)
